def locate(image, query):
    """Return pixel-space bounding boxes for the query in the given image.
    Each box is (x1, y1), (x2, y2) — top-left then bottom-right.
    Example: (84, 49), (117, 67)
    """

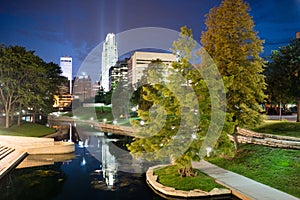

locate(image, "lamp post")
(69, 123), (72, 142)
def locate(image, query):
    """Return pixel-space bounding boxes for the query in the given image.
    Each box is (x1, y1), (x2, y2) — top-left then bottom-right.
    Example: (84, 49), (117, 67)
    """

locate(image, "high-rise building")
(73, 73), (92, 102)
(101, 33), (118, 91)
(127, 51), (176, 86)
(53, 56), (73, 111)
(60, 56), (73, 94)
(109, 59), (128, 90)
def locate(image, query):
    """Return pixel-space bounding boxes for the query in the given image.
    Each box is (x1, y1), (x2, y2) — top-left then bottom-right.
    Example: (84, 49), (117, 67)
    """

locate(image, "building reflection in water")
(78, 132), (118, 190)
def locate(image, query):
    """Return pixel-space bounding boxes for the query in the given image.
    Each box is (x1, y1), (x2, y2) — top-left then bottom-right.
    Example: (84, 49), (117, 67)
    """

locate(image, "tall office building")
(53, 56), (73, 111)
(60, 56), (73, 94)
(109, 59), (128, 90)
(73, 73), (92, 102)
(101, 33), (118, 91)
(127, 51), (176, 86)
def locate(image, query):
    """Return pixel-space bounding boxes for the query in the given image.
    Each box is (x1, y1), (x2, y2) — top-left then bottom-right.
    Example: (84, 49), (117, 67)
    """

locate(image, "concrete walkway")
(0, 135), (74, 180)
(192, 160), (299, 200)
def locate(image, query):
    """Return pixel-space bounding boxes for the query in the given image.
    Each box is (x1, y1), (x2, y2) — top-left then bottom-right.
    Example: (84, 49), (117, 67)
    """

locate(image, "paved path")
(192, 160), (299, 200)
(267, 114), (297, 122)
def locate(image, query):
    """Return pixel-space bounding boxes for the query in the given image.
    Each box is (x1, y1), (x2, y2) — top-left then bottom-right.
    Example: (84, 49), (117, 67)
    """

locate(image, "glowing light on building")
(60, 56), (73, 94)
(101, 33), (118, 92)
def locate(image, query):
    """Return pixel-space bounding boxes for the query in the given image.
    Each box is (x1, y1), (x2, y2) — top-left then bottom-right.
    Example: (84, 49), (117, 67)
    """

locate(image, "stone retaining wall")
(146, 165), (231, 199)
(230, 128), (300, 149)
(48, 115), (136, 137)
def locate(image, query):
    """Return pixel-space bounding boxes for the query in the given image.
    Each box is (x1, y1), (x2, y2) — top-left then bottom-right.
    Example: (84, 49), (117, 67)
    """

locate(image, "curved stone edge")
(146, 165), (231, 198)
(25, 141), (75, 154)
(0, 135), (75, 155)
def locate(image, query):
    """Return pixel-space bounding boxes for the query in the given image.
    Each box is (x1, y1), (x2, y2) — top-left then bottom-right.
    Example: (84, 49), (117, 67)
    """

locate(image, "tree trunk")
(5, 111), (10, 128)
(4, 101), (11, 128)
(17, 104), (22, 126)
(10, 103), (15, 121)
(233, 125), (239, 153)
(32, 112), (36, 123)
(178, 166), (197, 177)
(297, 99), (300, 122)
(279, 102), (282, 121)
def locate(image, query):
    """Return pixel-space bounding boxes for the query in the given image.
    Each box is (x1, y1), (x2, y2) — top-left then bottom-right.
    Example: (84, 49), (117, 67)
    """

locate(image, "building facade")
(73, 73), (92, 102)
(53, 56), (73, 111)
(101, 33), (118, 92)
(109, 59), (128, 90)
(60, 56), (72, 94)
(127, 51), (177, 86)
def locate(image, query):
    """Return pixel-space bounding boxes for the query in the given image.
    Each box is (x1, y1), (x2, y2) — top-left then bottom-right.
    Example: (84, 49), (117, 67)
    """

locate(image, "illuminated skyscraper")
(101, 33), (118, 91)
(60, 56), (73, 94)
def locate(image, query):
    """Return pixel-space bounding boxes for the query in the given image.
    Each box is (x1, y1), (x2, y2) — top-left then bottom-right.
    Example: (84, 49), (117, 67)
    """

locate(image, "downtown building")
(109, 59), (129, 90)
(127, 51), (177, 86)
(101, 33), (118, 92)
(60, 56), (73, 94)
(73, 73), (92, 103)
(53, 56), (73, 111)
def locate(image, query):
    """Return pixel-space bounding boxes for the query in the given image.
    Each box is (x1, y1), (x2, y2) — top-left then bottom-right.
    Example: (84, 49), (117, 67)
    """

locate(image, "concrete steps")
(0, 145), (27, 179)
(0, 145), (15, 160)
(0, 135), (74, 181)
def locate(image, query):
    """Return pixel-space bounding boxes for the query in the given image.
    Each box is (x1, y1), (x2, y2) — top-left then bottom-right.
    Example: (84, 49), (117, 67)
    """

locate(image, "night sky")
(1, 0), (300, 78)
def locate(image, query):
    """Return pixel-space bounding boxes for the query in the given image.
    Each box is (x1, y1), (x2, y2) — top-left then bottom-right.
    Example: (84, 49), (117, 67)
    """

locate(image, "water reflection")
(0, 128), (237, 200)
(16, 154), (74, 169)
(0, 130), (164, 200)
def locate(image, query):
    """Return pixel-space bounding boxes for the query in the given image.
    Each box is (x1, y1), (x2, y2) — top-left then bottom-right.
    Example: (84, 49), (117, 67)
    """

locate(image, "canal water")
(0, 129), (238, 200)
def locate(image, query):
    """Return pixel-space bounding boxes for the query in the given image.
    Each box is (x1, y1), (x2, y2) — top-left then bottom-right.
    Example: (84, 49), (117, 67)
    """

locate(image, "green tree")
(43, 61), (65, 113)
(0, 45), (64, 127)
(201, 0), (266, 151)
(0, 45), (35, 128)
(266, 39), (300, 122)
(127, 27), (231, 176)
(95, 85), (105, 104)
(16, 52), (46, 125)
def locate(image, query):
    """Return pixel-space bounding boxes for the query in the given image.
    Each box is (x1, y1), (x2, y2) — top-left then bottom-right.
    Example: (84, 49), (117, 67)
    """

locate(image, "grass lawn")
(0, 123), (56, 137)
(251, 121), (300, 138)
(206, 144), (300, 198)
(154, 165), (225, 192)
(62, 107), (137, 127)
(63, 107), (114, 122)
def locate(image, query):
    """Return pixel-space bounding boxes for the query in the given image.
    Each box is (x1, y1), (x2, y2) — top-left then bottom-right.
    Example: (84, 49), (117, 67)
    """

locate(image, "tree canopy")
(201, 0), (266, 150)
(265, 38), (300, 122)
(127, 27), (231, 176)
(0, 45), (64, 128)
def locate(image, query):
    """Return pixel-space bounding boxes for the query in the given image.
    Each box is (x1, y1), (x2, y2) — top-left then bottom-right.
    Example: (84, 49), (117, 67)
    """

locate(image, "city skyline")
(1, 0), (300, 78)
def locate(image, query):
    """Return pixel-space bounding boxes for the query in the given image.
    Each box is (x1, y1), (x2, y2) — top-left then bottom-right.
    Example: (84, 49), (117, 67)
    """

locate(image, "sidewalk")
(267, 114), (297, 122)
(192, 160), (299, 200)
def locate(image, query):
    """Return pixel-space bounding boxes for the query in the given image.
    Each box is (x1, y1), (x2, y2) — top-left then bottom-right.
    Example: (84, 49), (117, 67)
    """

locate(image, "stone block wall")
(228, 128), (300, 149)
